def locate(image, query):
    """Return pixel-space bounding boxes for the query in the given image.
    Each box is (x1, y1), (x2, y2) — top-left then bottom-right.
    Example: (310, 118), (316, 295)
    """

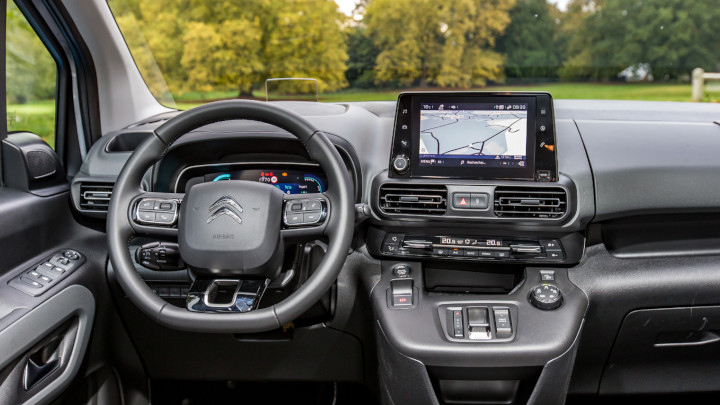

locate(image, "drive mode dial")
(392, 155), (410, 173)
(530, 283), (562, 310)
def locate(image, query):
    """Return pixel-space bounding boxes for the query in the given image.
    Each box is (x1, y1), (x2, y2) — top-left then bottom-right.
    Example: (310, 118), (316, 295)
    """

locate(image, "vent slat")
(494, 187), (567, 219)
(379, 184), (447, 216)
(79, 182), (114, 212)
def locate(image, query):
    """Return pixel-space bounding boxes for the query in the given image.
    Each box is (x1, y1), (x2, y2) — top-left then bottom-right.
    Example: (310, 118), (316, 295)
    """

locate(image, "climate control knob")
(530, 284), (562, 310)
(392, 155), (410, 174)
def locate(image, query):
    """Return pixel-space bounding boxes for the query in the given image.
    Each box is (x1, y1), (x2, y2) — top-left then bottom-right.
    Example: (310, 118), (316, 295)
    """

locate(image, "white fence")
(691, 68), (720, 102)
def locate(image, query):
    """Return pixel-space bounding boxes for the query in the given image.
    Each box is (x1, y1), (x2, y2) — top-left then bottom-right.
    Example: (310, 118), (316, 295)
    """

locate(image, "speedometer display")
(200, 169), (327, 194)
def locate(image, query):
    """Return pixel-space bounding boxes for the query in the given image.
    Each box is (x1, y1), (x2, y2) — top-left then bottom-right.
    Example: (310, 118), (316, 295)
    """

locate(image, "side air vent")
(379, 184), (447, 215)
(79, 183), (114, 211)
(494, 187), (567, 219)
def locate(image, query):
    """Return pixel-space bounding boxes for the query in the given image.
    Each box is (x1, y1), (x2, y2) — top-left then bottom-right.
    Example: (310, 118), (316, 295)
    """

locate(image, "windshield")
(107, 0), (720, 108)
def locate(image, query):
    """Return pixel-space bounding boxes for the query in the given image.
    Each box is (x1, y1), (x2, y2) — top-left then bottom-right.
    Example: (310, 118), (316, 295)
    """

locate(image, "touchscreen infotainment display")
(389, 92), (557, 181)
(418, 102), (529, 169)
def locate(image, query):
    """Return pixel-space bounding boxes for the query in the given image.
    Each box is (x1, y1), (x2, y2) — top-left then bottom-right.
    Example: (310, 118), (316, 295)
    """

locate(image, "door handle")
(23, 334), (63, 391)
(24, 358), (60, 390)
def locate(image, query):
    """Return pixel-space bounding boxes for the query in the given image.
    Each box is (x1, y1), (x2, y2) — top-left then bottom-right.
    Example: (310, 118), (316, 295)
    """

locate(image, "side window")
(6, 1), (57, 148)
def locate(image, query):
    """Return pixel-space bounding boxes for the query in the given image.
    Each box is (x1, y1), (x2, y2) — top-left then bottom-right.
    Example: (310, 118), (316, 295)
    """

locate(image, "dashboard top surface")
(73, 98), (720, 228)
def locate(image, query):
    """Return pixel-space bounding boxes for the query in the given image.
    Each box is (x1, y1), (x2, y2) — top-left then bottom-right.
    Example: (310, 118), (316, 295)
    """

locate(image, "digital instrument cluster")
(180, 168), (328, 195)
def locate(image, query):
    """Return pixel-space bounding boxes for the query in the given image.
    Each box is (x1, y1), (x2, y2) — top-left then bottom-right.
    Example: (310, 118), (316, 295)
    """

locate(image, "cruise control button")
(138, 200), (155, 210)
(138, 211), (156, 222)
(303, 200), (322, 211)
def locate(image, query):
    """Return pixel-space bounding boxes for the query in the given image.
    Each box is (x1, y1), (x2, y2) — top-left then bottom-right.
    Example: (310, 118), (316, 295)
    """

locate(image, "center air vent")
(494, 187), (567, 219)
(79, 182), (114, 212)
(379, 184), (447, 216)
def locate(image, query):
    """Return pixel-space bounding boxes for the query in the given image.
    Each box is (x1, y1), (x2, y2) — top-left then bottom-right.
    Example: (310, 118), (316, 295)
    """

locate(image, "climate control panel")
(380, 233), (565, 262)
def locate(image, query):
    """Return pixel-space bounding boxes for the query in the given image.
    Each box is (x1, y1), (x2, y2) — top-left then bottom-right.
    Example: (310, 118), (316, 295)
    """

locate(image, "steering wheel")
(107, 100), (355, 333)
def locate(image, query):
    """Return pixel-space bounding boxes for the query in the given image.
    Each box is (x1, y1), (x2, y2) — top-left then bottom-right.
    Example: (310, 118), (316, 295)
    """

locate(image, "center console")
(368, 92), (588, 405)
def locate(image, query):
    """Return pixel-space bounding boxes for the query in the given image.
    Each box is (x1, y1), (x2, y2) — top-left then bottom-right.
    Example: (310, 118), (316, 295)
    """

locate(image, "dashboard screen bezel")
(389, 91), (558, 182)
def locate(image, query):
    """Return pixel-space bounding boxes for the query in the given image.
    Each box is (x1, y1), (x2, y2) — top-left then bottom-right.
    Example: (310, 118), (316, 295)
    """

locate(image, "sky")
(334, 0), (573, 16)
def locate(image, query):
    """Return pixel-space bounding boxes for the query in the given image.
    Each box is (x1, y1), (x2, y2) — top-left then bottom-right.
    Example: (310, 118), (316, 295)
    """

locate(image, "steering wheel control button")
(9, 250), (86, 297)
(392, 264), (411, 278)
(283, 198), (326, 227)
(136, 242), (184, 271)
(530, 284), (563, 310)
(138, 200), (155, 210)
(303, 200), (322, 211)
(493, 308), (513, 339)
(392, 155), (410, 173)
(135, 198), (179, 226)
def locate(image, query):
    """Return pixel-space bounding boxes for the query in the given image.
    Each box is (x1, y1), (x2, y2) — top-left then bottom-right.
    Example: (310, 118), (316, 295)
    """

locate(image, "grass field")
(9, 82), (720, 146)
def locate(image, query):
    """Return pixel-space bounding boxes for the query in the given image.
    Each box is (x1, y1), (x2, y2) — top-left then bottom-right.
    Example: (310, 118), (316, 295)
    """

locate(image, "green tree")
(497, 0), (562, 80)
(6, 2), (56, 103)
(560, 0), (720, 80)
(345, 25), (379, 88)
(109, 0), (348, 100)
(364, 0), (516, 88)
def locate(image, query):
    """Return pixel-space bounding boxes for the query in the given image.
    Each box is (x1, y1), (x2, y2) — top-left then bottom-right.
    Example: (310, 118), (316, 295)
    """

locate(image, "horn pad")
(178, 180), (284, 277)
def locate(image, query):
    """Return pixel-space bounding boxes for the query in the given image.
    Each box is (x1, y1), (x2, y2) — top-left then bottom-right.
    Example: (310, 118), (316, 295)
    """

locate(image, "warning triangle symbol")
(460, 198), (468, 205)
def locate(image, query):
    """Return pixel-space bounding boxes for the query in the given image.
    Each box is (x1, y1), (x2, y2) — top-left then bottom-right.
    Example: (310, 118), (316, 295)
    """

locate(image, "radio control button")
(392, 155), (410, 173)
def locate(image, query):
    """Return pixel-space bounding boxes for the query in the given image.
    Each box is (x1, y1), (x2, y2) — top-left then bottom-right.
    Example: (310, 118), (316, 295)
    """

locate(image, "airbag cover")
(178, 180), (283, 276)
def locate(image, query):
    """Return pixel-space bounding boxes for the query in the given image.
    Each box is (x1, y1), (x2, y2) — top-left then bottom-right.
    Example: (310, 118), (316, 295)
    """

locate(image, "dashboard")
(67, 93), (720, 400)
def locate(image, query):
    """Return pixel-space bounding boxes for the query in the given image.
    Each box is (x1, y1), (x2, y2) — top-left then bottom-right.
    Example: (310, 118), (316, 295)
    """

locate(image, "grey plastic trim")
(0, 285), (95, 405)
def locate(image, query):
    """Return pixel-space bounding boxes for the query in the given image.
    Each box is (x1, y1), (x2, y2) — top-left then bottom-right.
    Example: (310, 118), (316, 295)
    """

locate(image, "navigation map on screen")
(418, 103), (528, 168)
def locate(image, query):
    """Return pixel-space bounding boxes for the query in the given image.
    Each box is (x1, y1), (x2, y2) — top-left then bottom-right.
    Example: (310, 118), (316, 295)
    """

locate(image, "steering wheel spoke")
(280, 193), (329, 242)
(128, 192), (184, 237)
(187, 278), (269, 313)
